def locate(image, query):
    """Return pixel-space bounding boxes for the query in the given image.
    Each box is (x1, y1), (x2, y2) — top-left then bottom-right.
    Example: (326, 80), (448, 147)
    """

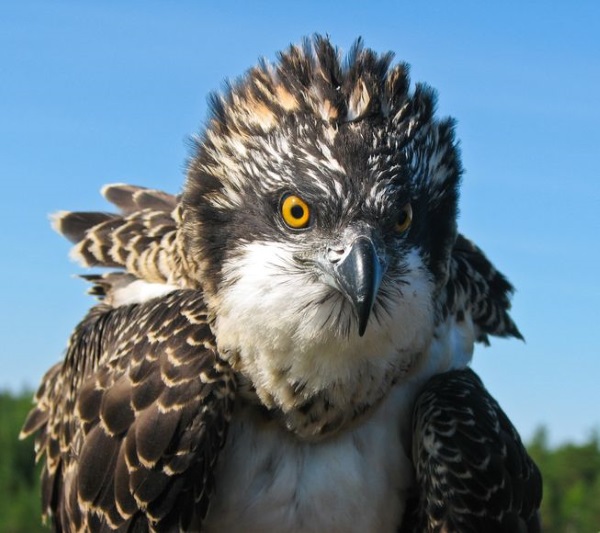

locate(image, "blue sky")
(1, 2), (598, 446)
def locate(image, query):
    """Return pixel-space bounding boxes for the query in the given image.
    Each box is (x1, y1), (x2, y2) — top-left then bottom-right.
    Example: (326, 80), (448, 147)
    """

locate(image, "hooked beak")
(322, 235), (386, 337)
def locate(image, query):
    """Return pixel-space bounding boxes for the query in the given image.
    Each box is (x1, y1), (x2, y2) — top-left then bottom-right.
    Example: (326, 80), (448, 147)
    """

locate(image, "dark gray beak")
(326, 236), (385, 337)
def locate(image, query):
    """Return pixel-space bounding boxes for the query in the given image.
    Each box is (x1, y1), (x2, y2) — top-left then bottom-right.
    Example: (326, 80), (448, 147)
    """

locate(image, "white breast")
(202, 310), (475, 533)
(203, 383), (420, 533)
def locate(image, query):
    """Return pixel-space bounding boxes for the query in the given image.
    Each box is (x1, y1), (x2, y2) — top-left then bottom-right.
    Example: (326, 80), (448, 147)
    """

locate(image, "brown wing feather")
(101, 183), (178, 215)
(401, 368), (542, 532)
(51, 184), (183, 285)
(444, 234), (523, 343)
(21, 290), (236, 532)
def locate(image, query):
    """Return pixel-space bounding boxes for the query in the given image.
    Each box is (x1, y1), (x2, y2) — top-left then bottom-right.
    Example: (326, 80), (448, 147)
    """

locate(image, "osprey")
(22, 36), (542, 532)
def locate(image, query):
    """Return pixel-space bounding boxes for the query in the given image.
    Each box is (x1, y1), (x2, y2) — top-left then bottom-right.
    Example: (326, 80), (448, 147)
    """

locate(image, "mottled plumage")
(22, 291), (235, 531)
(22, 36), (541, 532)
(403, 368), (542, 532)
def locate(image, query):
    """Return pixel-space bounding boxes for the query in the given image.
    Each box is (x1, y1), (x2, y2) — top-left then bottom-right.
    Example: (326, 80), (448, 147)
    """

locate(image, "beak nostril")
(326, 247), (346, 264)
(321, 236), (385, 337)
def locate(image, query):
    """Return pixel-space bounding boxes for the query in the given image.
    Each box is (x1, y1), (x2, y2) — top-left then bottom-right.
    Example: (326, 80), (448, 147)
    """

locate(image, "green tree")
(528, 426), (600, 532)
(0, 391), (48, 533)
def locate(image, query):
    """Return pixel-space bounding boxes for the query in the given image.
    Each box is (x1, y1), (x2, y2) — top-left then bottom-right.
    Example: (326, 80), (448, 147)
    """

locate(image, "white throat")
(213, 241), (439, 438)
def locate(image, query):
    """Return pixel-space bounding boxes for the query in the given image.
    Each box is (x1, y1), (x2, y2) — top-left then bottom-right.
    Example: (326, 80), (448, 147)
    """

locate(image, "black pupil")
(291, 205), (304, 219)
(398, 211), (407, 224)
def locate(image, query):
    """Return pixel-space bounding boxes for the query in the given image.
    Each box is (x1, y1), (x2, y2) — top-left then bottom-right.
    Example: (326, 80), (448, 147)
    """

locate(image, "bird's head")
(179, 36), (461, 437)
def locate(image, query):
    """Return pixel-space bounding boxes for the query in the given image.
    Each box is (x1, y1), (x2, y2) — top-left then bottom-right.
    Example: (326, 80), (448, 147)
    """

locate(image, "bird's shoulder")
(21, 289), (236, 531)
(402, 367), (542, 532)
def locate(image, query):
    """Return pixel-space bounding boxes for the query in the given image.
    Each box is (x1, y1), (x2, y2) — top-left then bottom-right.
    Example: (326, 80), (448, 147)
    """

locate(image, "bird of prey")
(21, 36), (542, 532)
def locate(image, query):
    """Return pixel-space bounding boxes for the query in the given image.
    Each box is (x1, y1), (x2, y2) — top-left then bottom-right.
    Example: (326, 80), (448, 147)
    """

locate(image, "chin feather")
(212, 240), (437, 438)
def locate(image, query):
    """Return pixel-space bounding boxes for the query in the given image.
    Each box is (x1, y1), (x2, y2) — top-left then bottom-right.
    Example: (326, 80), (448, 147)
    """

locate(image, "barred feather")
(21, 291), (236, 532)
(52, 184), (184, 286)
(443, 235), (523, 344)
(402, 368), (542, 532)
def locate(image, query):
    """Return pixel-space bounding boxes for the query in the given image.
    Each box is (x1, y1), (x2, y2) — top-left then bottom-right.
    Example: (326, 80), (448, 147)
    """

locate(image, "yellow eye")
(395, 203), (413, 233)
(281, 194), (311, 229)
